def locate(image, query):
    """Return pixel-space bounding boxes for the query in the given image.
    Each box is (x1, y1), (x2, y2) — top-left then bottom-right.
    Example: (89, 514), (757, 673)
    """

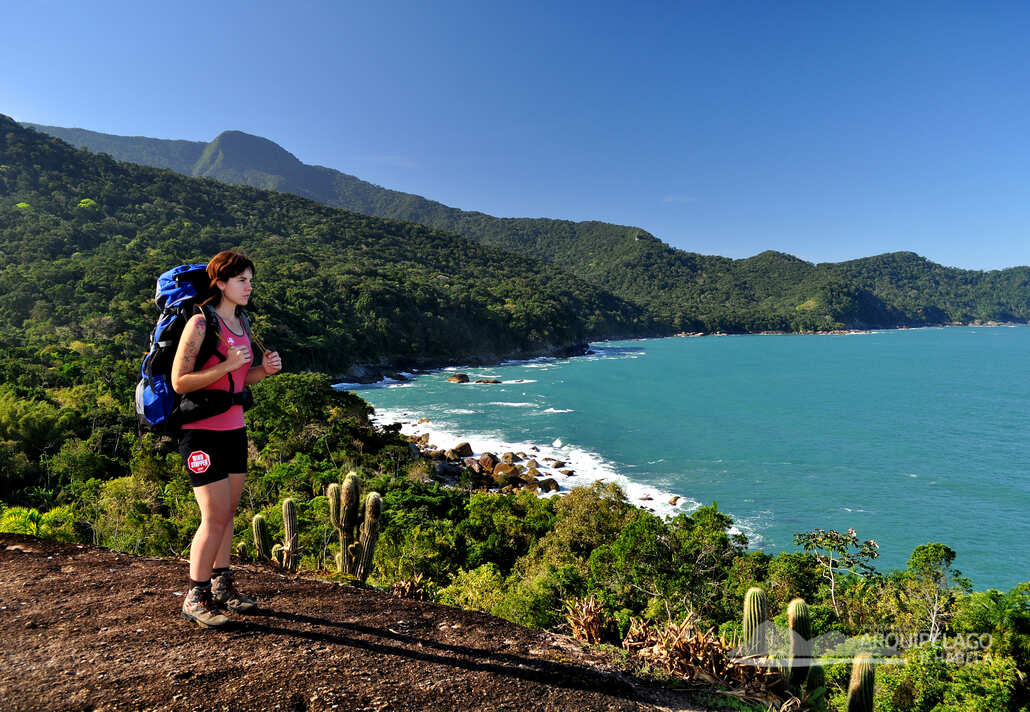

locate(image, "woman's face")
(217, 268), (253, 307)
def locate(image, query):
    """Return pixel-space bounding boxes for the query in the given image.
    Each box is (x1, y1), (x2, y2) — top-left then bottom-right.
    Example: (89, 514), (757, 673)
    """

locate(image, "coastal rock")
(522, 481), (540, 492)
(559, 469), (574, 477)
(474, 379), (502, 384)
(447, 374), (470, 383)
(463, 457), (482, 473)
(408, 443), (421, 461)
(434, 461), (462, 478)
(479, 452), (498, 471)
(669, 496), (681, 506)
(538, 478), (560, 493)
(516, 452), (528, 459)
(492, 464), (520, 487)
(526, 467), (540, 478)
(525, 459), (539, 469)
(426, 450), (446, 461)
(453, 442), (474, 458)
(417, 418), (431, 424)
(639, 495), (653, 501)
(501, 452), (522, 465)
(551, 461), (566, 468)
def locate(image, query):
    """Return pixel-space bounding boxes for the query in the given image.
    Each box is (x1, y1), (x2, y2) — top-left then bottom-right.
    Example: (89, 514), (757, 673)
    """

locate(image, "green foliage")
(437, 563), (506, 613)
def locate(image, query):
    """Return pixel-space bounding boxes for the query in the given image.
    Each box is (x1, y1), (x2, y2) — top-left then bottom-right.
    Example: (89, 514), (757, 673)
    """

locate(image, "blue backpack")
(135, 264), (252, 433)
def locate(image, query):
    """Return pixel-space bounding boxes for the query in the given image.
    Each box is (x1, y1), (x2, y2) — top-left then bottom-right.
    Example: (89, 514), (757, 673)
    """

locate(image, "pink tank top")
(181, 314), (250, 431)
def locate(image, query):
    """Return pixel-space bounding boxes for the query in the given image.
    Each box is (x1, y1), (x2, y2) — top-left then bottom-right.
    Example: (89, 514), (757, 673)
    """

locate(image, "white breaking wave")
(541, 408), (574, 414)
(373, 404), (701, 518)
(487, 402), (535, 407)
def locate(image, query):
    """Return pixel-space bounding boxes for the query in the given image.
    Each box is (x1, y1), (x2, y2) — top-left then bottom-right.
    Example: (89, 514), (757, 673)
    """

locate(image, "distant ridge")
(3, 115), (652, 375)
(25, 121), (1030, 331)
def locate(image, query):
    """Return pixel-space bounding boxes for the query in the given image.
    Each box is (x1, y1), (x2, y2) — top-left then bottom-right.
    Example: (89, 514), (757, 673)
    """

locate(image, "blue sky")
(4, 0), (1029, 270)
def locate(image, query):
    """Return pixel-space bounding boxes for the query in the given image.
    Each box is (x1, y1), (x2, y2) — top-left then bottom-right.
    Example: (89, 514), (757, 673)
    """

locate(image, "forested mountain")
(0, 116), (655, 381)
(25, 121), (1030, 331)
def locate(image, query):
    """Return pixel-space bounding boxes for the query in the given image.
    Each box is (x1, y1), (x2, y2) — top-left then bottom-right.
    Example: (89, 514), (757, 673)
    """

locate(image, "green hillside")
(25, 121), (1030, 331)
(1, 116), (655, 381)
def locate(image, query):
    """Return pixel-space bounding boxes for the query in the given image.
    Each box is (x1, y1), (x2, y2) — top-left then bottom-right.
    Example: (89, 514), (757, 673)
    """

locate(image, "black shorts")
(178, 428), (248, 487)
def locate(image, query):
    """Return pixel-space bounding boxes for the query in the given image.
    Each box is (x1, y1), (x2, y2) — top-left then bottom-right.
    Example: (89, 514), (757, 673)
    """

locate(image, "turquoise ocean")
(342, 327), (1029, 590)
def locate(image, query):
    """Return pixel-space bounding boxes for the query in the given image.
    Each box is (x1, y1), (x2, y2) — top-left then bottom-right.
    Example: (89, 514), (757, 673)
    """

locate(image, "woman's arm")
(171, 314), (251, 394)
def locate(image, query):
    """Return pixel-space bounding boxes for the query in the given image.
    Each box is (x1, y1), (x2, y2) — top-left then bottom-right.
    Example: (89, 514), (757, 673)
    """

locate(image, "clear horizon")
(4, 1), (1029, 271)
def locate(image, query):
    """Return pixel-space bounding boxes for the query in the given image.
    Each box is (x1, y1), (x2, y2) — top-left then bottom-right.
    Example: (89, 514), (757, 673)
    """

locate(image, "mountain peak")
(192, 130), (305, 184)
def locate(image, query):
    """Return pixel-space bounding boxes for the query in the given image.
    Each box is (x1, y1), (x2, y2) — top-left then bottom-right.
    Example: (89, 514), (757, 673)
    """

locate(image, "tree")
(904, 543), (971, 643)
(793, 528), (879, 617)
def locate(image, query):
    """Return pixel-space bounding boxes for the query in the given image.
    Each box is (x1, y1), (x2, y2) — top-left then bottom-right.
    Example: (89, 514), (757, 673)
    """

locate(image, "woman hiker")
(171, 249), (282, 627)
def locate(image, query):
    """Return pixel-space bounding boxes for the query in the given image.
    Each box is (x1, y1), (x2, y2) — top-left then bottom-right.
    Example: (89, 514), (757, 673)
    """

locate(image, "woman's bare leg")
(212, 473), (247, 569)
(190, 478), (233, 581)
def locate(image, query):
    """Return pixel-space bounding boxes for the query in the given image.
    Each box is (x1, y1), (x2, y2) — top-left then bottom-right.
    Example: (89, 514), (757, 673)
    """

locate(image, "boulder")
(426, 450), (446, 461)
(463, 457), (482, 473)
(525, 459), (539, 469)
(408, 443), (421, 460)
(669, 496), (681, 506)
(417, 418), (432, 424)
(526, 467), (540, 478)
(501, 452), (522, 464)
(551, 460), (566, 468)
(453, 442), (474, 458)
(639, 494), (653, 501)
(559, 469), (574, 477)
(479, 452), (498, 471)
(538, 478), (560, 493)
(521, 481), (540, 492)
(516, 452), (528, 459)
(447, 374), (470, 383)
(444, 449), (458, 462)
(474, 379), (501, 384)
(492, 463), (520, 487)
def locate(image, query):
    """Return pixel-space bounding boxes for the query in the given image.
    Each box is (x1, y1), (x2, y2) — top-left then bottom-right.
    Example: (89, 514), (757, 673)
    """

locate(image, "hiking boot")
(211, 571), (258, 613)
(181, 585), (230, 628)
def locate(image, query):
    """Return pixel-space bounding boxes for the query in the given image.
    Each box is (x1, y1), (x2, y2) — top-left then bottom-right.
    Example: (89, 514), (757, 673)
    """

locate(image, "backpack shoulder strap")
(194, 304), (224, 368)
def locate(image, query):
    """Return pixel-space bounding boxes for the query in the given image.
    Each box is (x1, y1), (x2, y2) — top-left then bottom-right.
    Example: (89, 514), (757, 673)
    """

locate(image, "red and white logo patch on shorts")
(187, 450), (212, 474)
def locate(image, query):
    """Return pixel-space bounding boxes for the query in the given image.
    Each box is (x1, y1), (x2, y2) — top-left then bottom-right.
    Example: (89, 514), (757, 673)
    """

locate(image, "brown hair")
(204, 250), (256, 305)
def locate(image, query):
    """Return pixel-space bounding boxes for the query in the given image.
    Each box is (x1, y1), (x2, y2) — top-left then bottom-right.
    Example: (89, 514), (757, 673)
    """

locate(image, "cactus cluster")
(327, 472), (382, 582)
(247, 477), (384, 580)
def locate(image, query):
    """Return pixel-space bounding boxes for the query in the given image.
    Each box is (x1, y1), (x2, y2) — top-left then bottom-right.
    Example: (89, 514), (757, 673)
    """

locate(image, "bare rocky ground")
(0, 534), (712, 712)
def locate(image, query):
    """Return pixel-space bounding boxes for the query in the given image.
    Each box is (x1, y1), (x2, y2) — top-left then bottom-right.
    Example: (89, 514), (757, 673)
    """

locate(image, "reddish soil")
(0, 534), (709, 711)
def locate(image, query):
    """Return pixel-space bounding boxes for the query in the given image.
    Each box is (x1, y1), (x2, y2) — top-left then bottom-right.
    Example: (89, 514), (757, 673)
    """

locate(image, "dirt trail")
(0, 534), (708, 711)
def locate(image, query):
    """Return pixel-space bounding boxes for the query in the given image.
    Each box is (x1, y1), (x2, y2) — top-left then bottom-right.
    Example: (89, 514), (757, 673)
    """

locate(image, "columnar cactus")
(252, 513), (272, 561)
(742, 586), (768, 655)
(352, 492), (383, 582)
(846, 653), (875, 712)
(787, 597), (813, 688)
(330, 473), (361, 573)
(282, 497), (298, 572)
